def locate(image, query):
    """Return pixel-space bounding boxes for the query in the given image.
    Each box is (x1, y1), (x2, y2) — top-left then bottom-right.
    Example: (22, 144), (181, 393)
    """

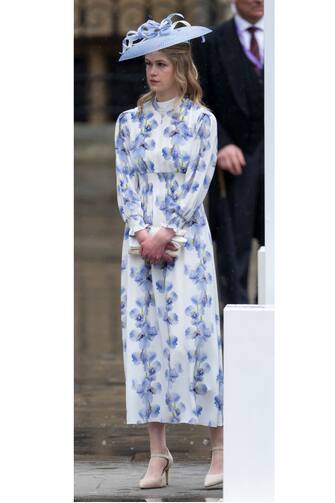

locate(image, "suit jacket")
(193, 17), (264, 154)
(192, 17), (264, 241)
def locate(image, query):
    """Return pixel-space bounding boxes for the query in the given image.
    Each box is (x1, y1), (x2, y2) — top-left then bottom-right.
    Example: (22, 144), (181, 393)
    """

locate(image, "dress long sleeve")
(114, 112), (150, 236)
(160, 111), (218, 233)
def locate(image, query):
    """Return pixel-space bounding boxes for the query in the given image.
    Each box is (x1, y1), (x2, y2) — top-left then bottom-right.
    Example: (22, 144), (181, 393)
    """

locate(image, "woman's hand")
(140, 227), (177, 264)
(134, 228), (150, 244)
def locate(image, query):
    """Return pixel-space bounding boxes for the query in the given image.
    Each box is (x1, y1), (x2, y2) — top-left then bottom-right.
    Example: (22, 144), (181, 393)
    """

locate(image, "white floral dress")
(114, 95), (223, 426)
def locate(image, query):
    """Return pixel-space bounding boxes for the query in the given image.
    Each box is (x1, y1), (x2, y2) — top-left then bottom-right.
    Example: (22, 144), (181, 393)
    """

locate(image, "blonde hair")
(137, 43), (207, 111)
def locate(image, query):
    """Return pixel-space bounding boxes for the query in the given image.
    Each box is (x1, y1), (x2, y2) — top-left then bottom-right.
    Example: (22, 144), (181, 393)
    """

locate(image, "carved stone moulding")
(75, 0), (114, 38)
(74, 0), (231, 38)
(148, 0), (179, 24)
(139, 0), (231, 28)
(117, 0), (147, 36)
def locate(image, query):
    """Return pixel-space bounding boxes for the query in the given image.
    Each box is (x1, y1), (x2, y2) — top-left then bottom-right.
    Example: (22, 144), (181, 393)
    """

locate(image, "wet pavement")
(74, 457), (223, 502)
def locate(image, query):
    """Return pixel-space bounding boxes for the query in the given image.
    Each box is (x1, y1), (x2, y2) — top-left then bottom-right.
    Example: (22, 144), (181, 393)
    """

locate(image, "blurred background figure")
(193, 0), (264, 305)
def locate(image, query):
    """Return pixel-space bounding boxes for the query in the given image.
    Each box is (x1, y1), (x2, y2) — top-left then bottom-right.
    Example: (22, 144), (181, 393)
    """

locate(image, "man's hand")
(217, 144), (246, 175)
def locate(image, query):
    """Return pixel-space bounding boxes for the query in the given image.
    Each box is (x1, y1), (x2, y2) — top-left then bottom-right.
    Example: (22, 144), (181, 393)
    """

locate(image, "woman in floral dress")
(114, 13), (223, 490)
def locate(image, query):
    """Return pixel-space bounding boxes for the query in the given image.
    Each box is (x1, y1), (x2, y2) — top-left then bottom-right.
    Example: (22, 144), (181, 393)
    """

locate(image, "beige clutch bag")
(128, 226), (187, 257)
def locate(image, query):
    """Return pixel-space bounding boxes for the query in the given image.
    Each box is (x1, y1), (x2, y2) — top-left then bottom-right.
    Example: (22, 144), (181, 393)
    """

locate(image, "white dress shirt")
(234, 13), (264, 63)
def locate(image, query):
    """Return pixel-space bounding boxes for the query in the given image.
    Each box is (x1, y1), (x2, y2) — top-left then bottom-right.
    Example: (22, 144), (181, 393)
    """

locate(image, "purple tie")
(247, 26), (261, 63)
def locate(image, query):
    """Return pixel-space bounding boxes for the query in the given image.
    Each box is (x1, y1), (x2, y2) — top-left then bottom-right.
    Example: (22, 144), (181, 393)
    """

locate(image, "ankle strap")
(151, 453), (170, 460)
(211, 446), (223, 451)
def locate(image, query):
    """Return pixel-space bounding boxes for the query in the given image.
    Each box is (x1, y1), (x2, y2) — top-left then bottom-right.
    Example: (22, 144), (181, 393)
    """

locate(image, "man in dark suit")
(193, 0), (264, 305)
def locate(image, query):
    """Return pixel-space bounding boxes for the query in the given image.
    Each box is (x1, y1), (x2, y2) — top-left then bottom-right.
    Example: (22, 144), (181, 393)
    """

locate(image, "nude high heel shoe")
(204, 446), (223, 488)
(139, 448), (173, 489)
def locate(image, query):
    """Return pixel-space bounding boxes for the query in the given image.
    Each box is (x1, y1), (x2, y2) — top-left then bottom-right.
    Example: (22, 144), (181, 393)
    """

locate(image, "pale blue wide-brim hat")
(119, 12), (212, 62)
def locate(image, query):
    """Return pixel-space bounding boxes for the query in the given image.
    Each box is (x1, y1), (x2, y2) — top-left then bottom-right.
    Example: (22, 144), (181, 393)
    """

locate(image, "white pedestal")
(223, 305), (274, 502)
(257, 246), (266, 304)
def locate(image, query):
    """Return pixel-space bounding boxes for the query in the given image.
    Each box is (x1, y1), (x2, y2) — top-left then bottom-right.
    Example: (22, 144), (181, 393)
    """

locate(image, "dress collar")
(152, 95), (183, 113)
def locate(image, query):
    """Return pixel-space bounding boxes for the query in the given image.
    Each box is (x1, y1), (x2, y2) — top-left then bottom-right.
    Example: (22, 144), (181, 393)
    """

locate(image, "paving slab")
(75, 458), (223, 502)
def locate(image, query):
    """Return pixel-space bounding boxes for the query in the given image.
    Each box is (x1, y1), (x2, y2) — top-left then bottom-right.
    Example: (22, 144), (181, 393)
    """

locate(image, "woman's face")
(145, 51), (177, 95)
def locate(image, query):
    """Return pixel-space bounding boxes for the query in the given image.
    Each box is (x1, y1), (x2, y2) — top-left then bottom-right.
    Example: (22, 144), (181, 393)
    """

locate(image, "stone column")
(87, 43), (108, 124)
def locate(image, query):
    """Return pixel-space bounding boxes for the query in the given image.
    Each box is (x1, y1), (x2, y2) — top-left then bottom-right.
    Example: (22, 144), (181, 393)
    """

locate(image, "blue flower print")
(120, 288), (127, 351)
(155, 280), (165, 293)
(197, 112), (212, 140)
(187, 154), (207, 174)
(161, 147), (190, 173)
(137, 158), (155, 175)
(163, 347), (170, 361)
(184, 264), (212, 290)
(187, 350), (196, 362)
(129, 323), (158, 349)
(192, 405), (203, 417)
(131, 343), (163, 422)
(194, 244), (212, 266)
(191, 293), (209, 309)
(167, 335), (178, 348)
(139, 404), (160, 421)
(131, 350), (162, 379)
(166, 392), (186, 422)
(167, 98), (194, 124)
(189, 381), (208, 396)
(165, 363), (183, 383)
(115, 120), (130, 162)
(194, 360), (211, 382)
(133, 377), (162, 401)
(217, 368), (224, 386)
(157, 281), (179, 326)
(147, 358), (161, 381)
(184, 305), (201, 324)
(129, 306), (145, 327)
(163, 122), (193, 145)
(130, 265), (153, 292)
(155, 180), (180, 213)
(166, 290), (178, 309)
(181, 180), (200, 195)
(214, 395), (223, 411)
(184, 322), (211, 346)
(117, 178), (143, 218)
(133, 110), (159, 135)
(130, 133), (156, 158)
(184, 221), (208, 252)
(158, 307), (178, 326)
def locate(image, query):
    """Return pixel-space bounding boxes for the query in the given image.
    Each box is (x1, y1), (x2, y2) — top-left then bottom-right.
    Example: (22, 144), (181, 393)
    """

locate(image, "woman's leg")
(148, 422), (167, 452)
(142, 422), (169, 478)
(208, 426), (224, 474)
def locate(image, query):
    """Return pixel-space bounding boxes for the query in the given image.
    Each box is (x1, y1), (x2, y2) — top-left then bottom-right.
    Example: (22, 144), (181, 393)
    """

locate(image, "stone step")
(75, 124), (116, 164)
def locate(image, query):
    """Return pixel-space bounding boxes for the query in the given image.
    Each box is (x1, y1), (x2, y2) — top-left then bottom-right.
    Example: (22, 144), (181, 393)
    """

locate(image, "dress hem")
(125, 419), (224, 427)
